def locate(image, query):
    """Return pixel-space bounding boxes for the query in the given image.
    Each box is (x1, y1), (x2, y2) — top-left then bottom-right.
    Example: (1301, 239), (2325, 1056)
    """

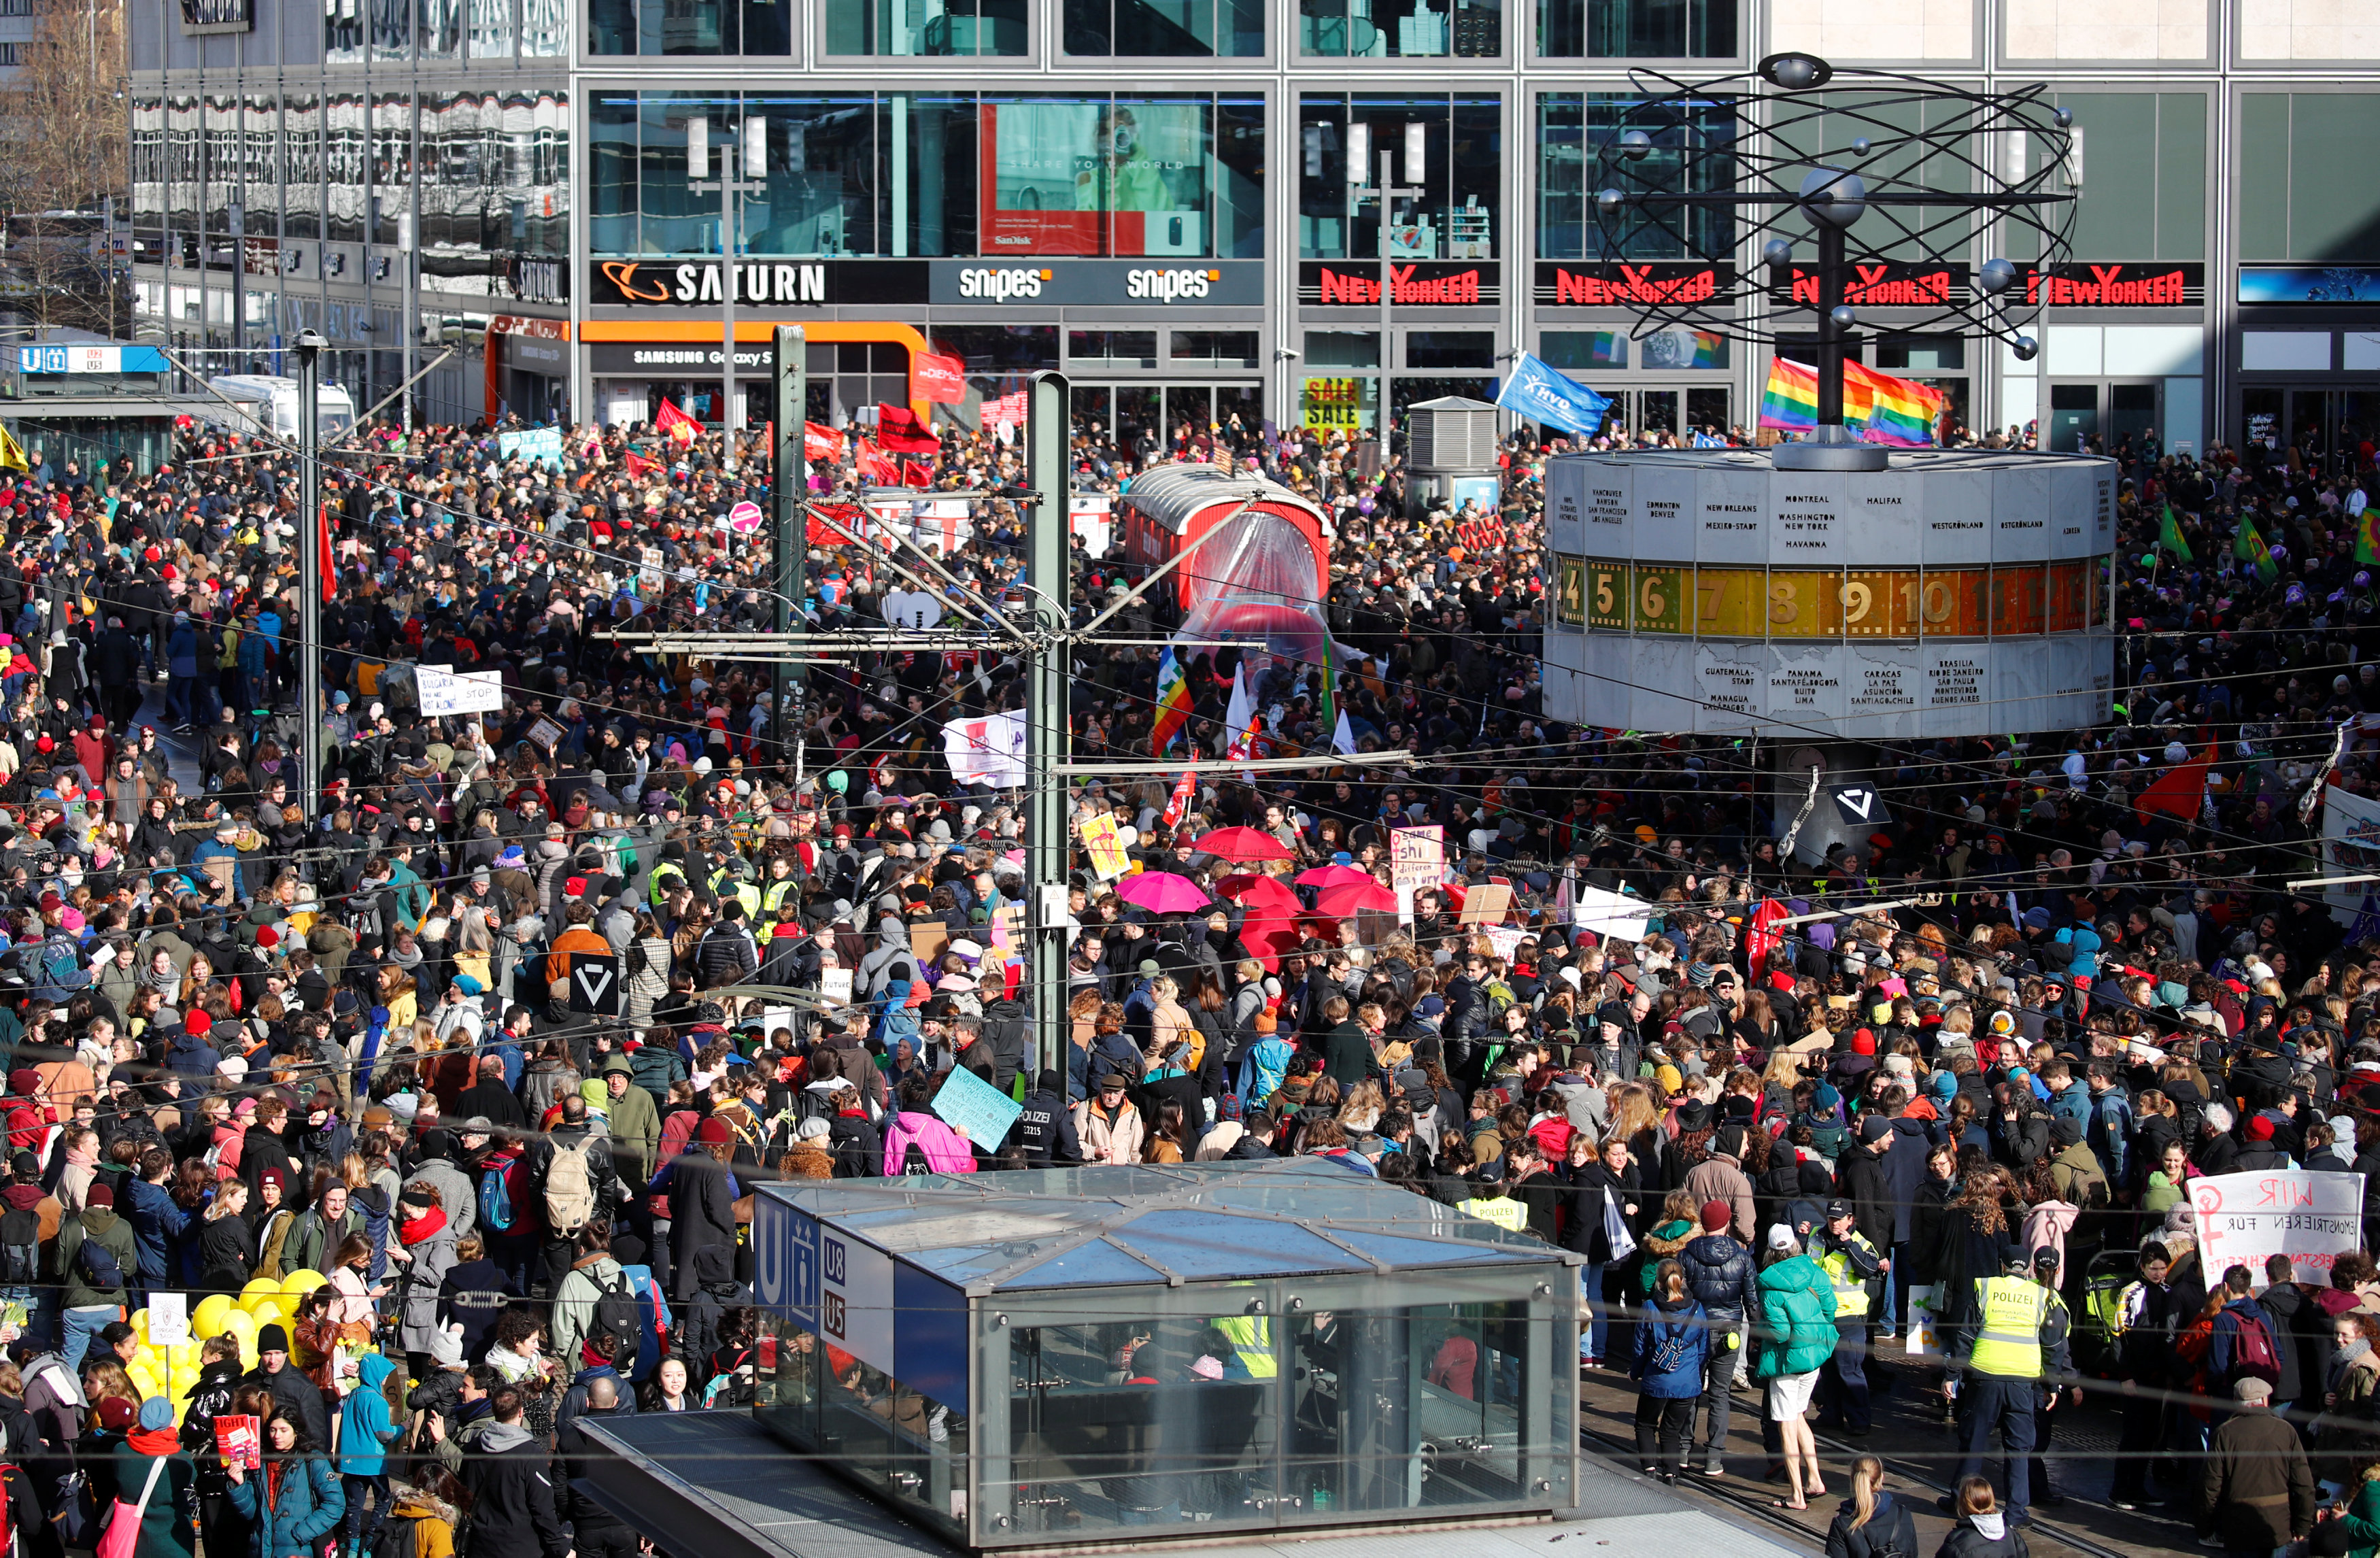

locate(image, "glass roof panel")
(1107, 1209), (1365, 1280)
(1004, 1236), (1172, 1289)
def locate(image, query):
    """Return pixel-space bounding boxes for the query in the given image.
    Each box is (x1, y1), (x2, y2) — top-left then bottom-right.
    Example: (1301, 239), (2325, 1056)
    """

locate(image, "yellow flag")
(0, 424), (28, 473)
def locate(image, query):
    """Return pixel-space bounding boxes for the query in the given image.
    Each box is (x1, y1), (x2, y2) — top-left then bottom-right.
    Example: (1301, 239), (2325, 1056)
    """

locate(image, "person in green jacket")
(2326, 1462), (2380, 1558)
(1754, 1226), (1837, 1511)
(110, 1395), (198, 1558)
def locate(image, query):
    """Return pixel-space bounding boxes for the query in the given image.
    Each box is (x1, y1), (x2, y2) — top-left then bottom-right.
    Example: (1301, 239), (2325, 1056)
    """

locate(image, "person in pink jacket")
(880, 1076), (979, 1174)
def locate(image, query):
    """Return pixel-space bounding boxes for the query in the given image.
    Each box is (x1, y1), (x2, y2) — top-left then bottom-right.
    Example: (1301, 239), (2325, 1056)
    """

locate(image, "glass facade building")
(125, 0), (2380, 452)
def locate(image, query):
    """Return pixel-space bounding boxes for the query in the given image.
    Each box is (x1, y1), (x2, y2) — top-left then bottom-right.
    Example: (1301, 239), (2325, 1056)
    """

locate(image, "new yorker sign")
(1300, 262), (1502, 307)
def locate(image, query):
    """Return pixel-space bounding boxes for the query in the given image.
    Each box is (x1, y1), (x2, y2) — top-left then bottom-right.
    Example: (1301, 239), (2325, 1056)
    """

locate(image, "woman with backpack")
(1629, 1257), (1708, 1485)
(1826, 1455), (1918, 1558)
(225, 1408), (343, 1558)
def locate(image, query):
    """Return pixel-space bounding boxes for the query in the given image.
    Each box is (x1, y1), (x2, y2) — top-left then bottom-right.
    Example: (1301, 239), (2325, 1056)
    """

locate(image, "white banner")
(417, 666), (505, 717)
(2191, 1169), (2367, 1289)
(2322, 785), (2380, 925)
(1572, 883), (1651, 943)
(942, 711), (1027, 789)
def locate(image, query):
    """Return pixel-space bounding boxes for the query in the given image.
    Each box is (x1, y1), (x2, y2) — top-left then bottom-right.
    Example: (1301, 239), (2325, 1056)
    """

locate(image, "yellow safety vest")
(1212, 1315), (1278, 1378)
(762, 877), (800, 917)
(1817, 1233), (1877, 1319)
(1461, 1196), (1529, 1233)
(1969, 1276), (2049, 1378)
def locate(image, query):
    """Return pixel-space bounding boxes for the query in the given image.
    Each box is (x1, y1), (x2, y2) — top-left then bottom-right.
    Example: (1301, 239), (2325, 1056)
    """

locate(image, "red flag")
(874, 405), (939, 455)
(656, 399), (699, 447)
(855, 437), (897, 485)
(910, 352), (966, 405)
(806, 501), (863, 545)
(1161, 766), (1197, 829)
(622, 450), (656, 479)
(802, 422), (844, 462)
(317, 505), (336, 603)
(2135, 745), (2213, 824)
(900, 458), (934, 488)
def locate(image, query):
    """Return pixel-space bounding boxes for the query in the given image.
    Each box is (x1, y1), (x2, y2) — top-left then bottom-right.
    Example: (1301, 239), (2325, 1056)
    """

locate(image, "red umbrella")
(1217, 874), (1300, 914)
(1193, 826), (1292, 863)
(1238, 913), (1302, 973)
(1113, 871), (1212, 915)
(1293, 864), (1374, 889)
(1316, 879), (1397, 917)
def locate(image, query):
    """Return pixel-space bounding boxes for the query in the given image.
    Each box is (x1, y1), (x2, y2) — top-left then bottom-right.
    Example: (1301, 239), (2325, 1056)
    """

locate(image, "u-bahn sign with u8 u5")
(2191, 1170), (2366, 1291)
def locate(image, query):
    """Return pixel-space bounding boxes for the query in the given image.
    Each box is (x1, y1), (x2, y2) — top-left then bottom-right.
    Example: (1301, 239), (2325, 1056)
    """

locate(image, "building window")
(1298, 95), (1499, 260)
(1542, 330), (1626, 369)
(2033, 90), (2204, 262)
(1070, 331), (1159, 365)
(930, 326), (1059, 371)
(1299, 0), (1495, 56)
(1406, 331), (1493, 369)
(1536, 92), (1733, 260)
(1172, 330), (1259, 367)
(589, 91), (1253, 260)
(823, 0), (1023, 54)
(0, 42), (21, 63)
(584, 0), (790, 52)
(1064, 0), (1259, 54)
(1538, 0), (1730, 56)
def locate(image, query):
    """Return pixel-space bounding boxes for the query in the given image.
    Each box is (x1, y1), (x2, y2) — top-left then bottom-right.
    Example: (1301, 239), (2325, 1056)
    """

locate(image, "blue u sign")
(762, 1204), (822, 1325)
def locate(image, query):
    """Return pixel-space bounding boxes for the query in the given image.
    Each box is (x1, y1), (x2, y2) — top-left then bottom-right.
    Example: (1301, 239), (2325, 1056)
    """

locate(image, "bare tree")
(0, 0), (126, 333)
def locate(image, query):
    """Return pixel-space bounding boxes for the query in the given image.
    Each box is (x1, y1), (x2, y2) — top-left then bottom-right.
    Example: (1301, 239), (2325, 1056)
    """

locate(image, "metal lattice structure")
(1586, 52), (2077, 426)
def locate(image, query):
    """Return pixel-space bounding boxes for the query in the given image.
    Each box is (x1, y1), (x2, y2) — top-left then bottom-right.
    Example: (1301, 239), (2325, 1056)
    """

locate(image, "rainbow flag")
(2357, 505), (2380, 566)
(1847, 362), (1943, 447)
(1759, 356), (1820, 431)
(1150, 646), (1193, 753)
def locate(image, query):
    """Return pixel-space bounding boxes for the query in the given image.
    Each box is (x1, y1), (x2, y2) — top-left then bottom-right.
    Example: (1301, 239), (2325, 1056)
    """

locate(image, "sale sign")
(2190, 1170), (2366, 1289)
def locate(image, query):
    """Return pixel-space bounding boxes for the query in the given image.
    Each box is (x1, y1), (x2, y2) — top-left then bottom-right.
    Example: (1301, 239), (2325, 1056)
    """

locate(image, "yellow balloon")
(129, 1310), (150, 1335)
(239, 1278), (281, 1304)
(222, 1309), (258, 1340)
(192, 1295), (235, 1336)
(279, 1270), (328, 1298)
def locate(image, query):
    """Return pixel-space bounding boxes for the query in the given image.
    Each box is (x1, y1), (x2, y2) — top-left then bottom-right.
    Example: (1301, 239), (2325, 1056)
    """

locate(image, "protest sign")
(1390, 826), (1445, 890)
(149, 1291), (190, 1347)
(941, 711), (1027, 788)
(1572, 883), (1652, 943)
(819, 968), (853, 1006)
(1459, 883), (1512, 926)
(417, 666), (505, 717)
(2191, 1169), (2366, 1288)
(933, 1062), (1023, 1149)
(1079, 814), (1131, 880)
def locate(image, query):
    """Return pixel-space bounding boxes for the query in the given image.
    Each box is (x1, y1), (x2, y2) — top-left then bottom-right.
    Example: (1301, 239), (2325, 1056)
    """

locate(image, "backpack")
(477, 1161), (516, 1234)
(72, 1231), (123, 1292)
(367, 1514), (420, 1558)
(2228, 1309), (2284, 1386)
(585, 1269), (642, 1356)
(0, 1204), (37, 1289)
(544, 1138), (596, 1234)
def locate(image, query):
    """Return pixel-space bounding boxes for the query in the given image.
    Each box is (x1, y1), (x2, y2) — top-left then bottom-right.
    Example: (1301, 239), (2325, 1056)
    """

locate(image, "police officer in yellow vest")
(1945, 1246), (2072, 1527)
(1812, 1198), (1885, 1436)
(1461, 1170), (1531, 1234)
(2021, 1247), (2083, 1512)
(760, 856), (802, 923)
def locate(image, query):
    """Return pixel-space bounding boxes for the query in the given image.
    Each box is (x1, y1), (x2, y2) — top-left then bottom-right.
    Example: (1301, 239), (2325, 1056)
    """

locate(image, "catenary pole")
(1025, 369), (1071, 1080)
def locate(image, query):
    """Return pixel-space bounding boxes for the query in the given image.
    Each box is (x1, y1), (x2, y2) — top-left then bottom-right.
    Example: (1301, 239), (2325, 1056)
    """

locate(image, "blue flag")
(1494, 352), (1613, 437)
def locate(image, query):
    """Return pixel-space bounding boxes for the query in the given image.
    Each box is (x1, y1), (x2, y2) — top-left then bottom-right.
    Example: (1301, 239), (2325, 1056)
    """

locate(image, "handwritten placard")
(2192, 1170), (2367, 1289)
(932, 1062), (1023, 1149)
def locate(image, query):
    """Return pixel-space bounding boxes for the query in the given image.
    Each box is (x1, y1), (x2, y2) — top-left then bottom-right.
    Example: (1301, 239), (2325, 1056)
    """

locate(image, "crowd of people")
(0, 390), (2360, 1558)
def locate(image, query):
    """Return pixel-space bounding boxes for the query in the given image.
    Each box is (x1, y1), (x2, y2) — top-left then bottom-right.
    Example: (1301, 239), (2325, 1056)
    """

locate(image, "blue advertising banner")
(1495, 351), (1612, 437)
(2239, 267), (2380, 305)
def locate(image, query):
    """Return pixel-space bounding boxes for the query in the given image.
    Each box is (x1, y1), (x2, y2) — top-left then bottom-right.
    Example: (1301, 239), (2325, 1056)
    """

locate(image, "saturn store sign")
(588, 258), (1260, 311)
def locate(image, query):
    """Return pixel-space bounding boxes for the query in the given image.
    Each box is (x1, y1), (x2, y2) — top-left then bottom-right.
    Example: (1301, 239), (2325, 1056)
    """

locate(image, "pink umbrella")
(1316, 879), (1397, 917)
(1217, 874), (1300, 914)
(1113, 871), (1213, 915)
(1294, 864), (1375, 889)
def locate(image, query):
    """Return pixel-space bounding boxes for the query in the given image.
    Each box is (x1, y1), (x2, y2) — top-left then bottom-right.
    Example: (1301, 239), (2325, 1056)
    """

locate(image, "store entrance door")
(2047, 382), (2099, 454)
(2240, 388), (2380, 474)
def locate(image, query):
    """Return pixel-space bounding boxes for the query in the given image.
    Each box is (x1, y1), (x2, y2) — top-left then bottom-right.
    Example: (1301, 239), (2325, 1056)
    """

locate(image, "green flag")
(1316, 634), (1338, 745)
(2235, 511), (2279, 584)
(2158, 504), (2192, 563)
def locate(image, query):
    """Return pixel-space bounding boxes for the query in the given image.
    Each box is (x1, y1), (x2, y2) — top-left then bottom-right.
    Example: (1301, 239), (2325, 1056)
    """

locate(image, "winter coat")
(1933, 1510), (2028, 1558)
(664, 1151), (738, 1304)
(1678, 1231), (1761, 1324)
(108, 1431), (197, 1558)
(398, 1217), (460, 1356)
(1629, 1296), (1710, 1398)
(436, 1256), (517, 1358)
(879, 1111), (977, 1176)
(459, 1419), (569, 1558)
(2196, 1406), (2313, 1552)
(226, 1454), (344, 1558)
(551, 1252), (626, 1368)
(1754, 1252), (1837, 1379)
(1825, 1489), (1920, 1558)
(335, 1355), (401, 1476)
(1072, 1098), (1146, 1165)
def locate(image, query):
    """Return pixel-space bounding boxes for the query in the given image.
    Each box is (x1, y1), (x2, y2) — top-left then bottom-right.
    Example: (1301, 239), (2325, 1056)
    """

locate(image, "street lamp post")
(1349, 121), (1424, 443)
(688, 114), (767, 469)
(291, 326), (327, 817)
